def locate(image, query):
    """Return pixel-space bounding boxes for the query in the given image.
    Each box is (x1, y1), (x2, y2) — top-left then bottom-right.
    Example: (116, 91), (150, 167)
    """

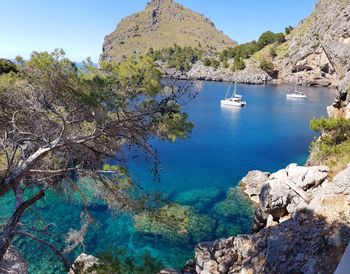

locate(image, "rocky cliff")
(159, 0), (350, 100)
(158, 59), (272, 85)
(101, 0), (236, 62)
(162, 163), (350, 274)
(276, 0), (350, 94)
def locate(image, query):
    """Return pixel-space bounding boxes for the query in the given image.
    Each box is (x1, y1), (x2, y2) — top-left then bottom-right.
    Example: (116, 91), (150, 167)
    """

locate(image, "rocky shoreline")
(69, 161), (350, 274)
(157, 60), (273, 85)
(158, 162), (350, 274)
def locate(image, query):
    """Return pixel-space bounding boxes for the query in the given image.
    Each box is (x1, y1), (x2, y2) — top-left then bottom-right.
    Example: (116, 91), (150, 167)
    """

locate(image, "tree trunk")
(0, 215), (20, 261)
(0, 189), (45, 261)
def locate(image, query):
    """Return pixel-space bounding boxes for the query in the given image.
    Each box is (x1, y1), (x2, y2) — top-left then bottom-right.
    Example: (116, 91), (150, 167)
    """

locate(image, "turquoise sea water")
(2, 82), (335, 273)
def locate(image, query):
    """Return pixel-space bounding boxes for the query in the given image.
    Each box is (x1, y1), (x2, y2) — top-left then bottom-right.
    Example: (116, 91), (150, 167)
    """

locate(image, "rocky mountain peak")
(100, 0), (236, 62)
(146, 0), (173, 8)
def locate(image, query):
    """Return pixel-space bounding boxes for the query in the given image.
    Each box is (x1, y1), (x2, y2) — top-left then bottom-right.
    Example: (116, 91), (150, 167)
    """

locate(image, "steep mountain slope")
(276, 0), (350, 95)
(100, 0), (236, 62)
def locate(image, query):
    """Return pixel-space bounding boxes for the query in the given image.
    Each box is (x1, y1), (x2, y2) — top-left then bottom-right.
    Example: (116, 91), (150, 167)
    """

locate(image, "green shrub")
(219, 31), (285, 64)
(259, 59), (274, 72)
(210, 59), (220, 69)
(231, 56), (246, 71)
(0, 59), (18, 74)
(149, 44), (202, 72)
(88, 248), (163, 274)
(310, 117), (350, 175)
(203, 58), (212, 66)
(269, 46), (277, 58)
(202, 58), (220, 69)
(257, 31), (286, 50)
(285, 25), (294, 35)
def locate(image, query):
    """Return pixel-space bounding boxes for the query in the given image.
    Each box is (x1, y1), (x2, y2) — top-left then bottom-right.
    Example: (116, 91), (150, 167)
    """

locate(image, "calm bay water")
(130, 82), (336, 193)
(5, 82), (335, 273)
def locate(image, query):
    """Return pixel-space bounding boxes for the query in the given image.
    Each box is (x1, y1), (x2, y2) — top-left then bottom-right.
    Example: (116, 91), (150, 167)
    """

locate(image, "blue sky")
(0, 0), (317, 62)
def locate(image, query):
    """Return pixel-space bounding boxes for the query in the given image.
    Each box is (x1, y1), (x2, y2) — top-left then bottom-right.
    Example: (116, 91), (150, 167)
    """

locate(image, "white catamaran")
(221, 81), (247, 107)
(286, 79), (307, 99)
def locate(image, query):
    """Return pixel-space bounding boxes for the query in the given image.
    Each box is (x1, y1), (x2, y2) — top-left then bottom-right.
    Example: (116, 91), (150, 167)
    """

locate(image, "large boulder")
(252, 164), (330, 231)
(286, 163), (329, 190)
(239, 171), (270, 204)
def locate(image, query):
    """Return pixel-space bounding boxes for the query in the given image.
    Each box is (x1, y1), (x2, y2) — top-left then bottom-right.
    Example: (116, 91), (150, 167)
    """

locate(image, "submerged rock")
(133, 203), (215, 243)
(173, 187), (222, 207)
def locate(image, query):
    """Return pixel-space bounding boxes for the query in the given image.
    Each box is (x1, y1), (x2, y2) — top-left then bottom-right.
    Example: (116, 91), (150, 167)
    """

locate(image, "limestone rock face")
(239, 170), (270, 204)
(101, 0), (236, 62)
(0, 246), (28, 274)
(327, 103), (350, 119)
(193, 163), (350, 274)
(252, 164), (329, 231)
(277, 0), (350, 88)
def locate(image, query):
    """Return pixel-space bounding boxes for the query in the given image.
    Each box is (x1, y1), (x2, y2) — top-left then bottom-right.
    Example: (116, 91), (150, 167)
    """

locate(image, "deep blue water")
(1, 82), (336, 273)
(129, 82), (335, 193)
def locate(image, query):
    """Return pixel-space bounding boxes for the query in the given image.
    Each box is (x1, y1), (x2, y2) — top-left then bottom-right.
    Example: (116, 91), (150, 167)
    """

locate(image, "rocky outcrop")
(101, 0), (236, 62)
(0, 246), (28, 274)
(239, 171), (270, 204)
(193, 163), (350, 274)
(69, 253), (100, 274)
(277, 0), (350, 84)
(277, 0), (350, 109)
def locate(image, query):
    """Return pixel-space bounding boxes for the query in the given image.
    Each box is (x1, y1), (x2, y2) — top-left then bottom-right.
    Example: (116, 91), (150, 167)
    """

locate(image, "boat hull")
(220, 100), (246, 107)
(286, 94), (307, 99)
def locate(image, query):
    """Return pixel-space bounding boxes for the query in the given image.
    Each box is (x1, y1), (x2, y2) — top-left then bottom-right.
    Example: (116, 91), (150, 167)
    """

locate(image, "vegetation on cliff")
(199, 30), (285, 72)
(219, 31), (286, 64)
(148, 44), (203, 71)
(0, 59), (18, 75)
(310, 117), (350, 175)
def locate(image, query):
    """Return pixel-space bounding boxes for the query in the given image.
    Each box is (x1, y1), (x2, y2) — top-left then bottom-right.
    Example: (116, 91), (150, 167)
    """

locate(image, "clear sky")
(0, 0), (317, 62)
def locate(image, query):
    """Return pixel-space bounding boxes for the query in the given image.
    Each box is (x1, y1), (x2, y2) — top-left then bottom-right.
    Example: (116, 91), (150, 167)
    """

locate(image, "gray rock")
(239, 170), (270, 204)
(69, 253), (100, 274)
(252, 163), (331, 231)
(286, 163), (329, 190)
(191, 160), (350, 274)
(0, 246), (28, 274)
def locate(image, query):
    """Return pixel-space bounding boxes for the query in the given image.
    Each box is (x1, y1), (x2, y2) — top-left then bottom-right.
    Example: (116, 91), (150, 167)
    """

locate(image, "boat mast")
(233, 81), (237, 97)
(224, 81), (233, 99)
(295, 69), (298, 92)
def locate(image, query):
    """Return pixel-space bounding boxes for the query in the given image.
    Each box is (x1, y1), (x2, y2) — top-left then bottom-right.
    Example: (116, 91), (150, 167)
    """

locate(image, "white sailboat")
(221, 81), (247, 107)
(286, 79), (307, 99)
